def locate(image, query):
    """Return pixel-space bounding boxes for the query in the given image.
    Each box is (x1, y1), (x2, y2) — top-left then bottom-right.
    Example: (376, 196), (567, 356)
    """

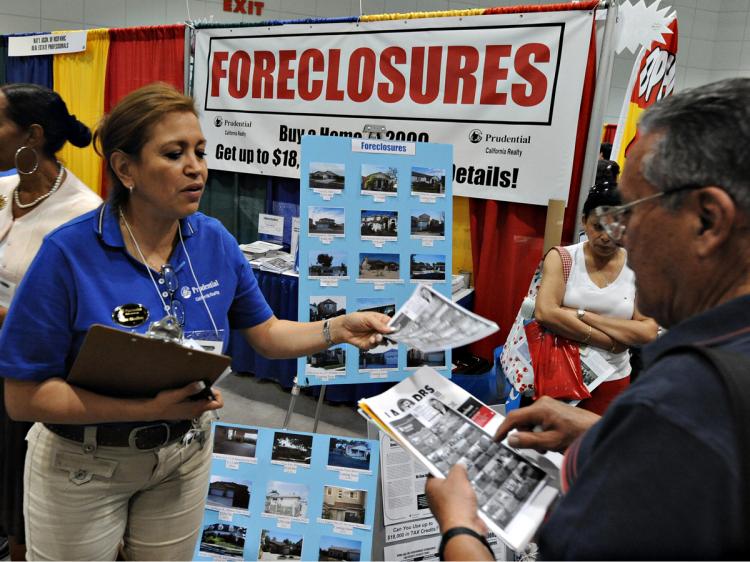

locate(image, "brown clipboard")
(68, 324), (231, 398)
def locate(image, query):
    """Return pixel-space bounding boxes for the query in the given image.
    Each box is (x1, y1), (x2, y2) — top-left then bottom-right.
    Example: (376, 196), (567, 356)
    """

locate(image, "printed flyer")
(360, 367), (562, 552)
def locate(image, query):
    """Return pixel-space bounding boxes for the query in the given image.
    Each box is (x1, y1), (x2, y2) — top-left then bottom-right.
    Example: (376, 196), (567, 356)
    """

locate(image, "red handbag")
(525, 321), (591, 401)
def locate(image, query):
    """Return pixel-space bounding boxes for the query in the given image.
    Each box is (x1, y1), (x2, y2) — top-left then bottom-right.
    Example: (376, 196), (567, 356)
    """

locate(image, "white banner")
(193, 9), (593, 204)
(9, 31), (87, 56)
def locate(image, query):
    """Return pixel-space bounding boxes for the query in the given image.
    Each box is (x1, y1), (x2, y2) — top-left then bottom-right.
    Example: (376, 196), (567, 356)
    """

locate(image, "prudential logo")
(469, 129), (483, 144)
(214, 116), (223, 127)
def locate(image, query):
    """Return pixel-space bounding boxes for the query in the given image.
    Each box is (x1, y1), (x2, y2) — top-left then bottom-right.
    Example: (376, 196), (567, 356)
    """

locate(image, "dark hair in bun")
(1, 83), (91, 158)
(582, 160), (622, 218)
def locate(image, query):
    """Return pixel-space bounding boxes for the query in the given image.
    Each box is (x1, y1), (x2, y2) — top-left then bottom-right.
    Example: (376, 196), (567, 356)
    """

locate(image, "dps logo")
(214, 116), (223, 127)
(469, 129), (483, 144)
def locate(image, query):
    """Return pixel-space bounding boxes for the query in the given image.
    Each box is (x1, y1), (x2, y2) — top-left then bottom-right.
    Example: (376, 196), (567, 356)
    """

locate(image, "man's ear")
(694, 187), (736, 258)
(109, 151), (135, 189)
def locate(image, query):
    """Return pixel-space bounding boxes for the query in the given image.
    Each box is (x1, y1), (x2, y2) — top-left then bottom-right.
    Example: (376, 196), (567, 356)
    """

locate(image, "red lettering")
(210, 51), (229, 97)
(480, 45), (511, 105)
(252, 51), (275, 98)
(277, 50), (296, 99)
(512, 43), (549, 107)
(228, 51), (251, 98)
(254, 1), (264, 15)
(377, 47), (406, 103)
(326, 49), (345, 101)
(347, 48), (376, 103)
(299, 49), (324, 101)
(233, 0), (246, 14)
(223, 0), (231, 11)
(444, 46), (478, 104)
(409, 46), (442, 104)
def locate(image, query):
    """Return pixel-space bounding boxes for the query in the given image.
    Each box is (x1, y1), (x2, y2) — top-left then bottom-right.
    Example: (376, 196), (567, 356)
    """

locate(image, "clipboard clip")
(145, 315), (183, 343)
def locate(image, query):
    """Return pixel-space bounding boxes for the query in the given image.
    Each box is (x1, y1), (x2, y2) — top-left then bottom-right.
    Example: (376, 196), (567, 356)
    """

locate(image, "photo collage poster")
(194, 423), (380, 561)
(298, 136), (453, 386)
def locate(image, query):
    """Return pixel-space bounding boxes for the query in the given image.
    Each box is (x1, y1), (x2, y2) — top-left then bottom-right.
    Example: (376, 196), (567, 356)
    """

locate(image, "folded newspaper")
(387, 284), (499, 352)
(359, 367), (561, 552)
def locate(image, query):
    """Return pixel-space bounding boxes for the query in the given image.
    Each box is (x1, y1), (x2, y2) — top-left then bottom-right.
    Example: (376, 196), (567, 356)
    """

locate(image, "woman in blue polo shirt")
(0, 83), (391, 561)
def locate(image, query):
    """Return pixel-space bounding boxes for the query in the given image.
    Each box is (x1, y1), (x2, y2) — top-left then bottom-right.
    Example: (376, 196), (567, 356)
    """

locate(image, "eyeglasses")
(594, 184), (701, 241)
(158, 264), (185, 326)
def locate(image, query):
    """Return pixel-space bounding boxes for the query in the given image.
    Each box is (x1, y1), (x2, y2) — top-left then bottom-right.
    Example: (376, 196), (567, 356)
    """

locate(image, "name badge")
(0, 277), (17, 309)
(112, 303), (149, 327)
(184, 329), (226, 355)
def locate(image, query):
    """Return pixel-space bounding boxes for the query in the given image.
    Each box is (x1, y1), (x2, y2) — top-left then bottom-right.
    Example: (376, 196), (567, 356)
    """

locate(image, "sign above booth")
(193, 9), (594, 205)
(8, 31), (87, 56)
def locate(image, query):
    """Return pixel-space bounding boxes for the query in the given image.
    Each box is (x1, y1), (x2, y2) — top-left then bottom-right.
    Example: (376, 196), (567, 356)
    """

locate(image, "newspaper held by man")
(387, 284), (499, 352)
(359, 366), (561, 552)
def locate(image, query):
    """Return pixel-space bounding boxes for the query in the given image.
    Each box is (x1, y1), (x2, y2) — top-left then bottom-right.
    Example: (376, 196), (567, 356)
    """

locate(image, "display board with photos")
(298, 136), (453, 386)
(194, 423), (380, 562)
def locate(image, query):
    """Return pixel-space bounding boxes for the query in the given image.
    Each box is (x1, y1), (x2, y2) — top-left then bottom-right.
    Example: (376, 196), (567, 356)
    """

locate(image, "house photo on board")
(321, 486), (368, 525)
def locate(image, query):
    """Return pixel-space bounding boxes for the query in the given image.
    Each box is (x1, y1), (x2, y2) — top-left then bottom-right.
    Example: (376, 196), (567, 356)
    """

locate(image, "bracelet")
(322, 319), (334, 347)
(438, 527), (495, 561)
(582, 324), (592, 344)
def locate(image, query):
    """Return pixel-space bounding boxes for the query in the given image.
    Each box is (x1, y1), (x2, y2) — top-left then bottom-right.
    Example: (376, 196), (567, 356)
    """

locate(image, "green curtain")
(201, 170), (266, 243)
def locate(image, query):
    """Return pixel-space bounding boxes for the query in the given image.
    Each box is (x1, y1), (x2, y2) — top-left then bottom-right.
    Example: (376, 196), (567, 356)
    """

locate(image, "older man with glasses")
(426, 77), (750, 560)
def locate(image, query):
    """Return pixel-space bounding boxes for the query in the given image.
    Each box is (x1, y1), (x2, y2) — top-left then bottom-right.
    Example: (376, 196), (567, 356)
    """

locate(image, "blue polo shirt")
(0, 204), (273, 382)
(539, 294), (750, 559)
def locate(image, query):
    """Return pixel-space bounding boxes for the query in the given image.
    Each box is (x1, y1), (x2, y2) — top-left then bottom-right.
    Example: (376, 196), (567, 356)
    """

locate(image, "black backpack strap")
(655, 344), (750, 556)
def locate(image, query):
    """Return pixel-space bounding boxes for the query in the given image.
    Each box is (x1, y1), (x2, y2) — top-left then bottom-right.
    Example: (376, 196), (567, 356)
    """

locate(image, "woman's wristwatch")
(438, 527), (495, 561)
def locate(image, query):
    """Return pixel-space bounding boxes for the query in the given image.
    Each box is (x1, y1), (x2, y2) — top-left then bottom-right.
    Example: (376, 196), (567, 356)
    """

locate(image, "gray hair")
(638, 78), (750, 213)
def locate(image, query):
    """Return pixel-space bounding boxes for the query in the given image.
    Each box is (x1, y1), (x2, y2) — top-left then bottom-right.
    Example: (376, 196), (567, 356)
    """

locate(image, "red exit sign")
(223, 0), (265, 15)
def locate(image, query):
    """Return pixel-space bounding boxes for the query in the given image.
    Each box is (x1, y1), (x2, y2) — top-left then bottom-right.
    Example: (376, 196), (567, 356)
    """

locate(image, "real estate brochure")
(359, 367), (561, 552)
(379, 432), (510, 561)
(387, 284), (499, 352)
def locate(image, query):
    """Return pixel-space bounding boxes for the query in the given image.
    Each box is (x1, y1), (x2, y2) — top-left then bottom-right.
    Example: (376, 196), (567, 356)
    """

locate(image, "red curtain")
(602, 123), (617, 143)
(483, 0), (599, 15)
(101, 24), (186, 197)
(469, 17), (599, 360)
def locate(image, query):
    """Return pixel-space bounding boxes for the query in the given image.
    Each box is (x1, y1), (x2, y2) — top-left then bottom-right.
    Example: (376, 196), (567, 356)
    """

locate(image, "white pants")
(23, 419), (212, 561)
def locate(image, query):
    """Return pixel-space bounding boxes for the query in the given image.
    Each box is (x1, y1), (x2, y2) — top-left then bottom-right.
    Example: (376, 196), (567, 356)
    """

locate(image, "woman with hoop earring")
(0, 83), (101, 560)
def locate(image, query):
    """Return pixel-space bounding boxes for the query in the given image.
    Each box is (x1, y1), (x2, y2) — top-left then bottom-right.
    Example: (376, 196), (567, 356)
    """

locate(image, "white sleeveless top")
(561, 241), (635, 379)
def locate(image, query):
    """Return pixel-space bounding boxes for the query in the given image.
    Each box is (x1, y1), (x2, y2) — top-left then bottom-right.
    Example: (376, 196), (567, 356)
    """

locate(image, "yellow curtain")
(360, 9), (484, 22)
(452, 196), (473, 276)
(53, 28), (110, 195)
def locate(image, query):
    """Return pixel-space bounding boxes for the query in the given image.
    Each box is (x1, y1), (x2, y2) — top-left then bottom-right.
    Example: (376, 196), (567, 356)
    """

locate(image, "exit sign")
(223, 0), (265, 15)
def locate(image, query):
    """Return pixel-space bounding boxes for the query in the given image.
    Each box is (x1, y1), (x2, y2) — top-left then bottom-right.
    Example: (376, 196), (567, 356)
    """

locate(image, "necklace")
(119, 208), (173, 316)
(13, 161), (65, 209)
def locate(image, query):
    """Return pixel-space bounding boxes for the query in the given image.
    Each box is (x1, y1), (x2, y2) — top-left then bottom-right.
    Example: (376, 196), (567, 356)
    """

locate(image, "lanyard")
(119, 209), (220, 337)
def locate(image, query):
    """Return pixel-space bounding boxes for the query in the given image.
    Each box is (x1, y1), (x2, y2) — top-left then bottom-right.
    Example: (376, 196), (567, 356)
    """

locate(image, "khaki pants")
(23, 419), (212, 561)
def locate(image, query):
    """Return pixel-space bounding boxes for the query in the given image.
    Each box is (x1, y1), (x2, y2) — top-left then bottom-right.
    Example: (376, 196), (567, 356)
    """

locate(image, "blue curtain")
(0, 36), (7, 85)
(228, 269), (299, 387)
(4, 34), (53, 87)
(261, 177), (300, 249)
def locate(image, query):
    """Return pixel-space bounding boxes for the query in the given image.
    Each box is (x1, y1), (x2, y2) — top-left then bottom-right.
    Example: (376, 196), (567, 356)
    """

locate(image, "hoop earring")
(15, 146), (39, 175)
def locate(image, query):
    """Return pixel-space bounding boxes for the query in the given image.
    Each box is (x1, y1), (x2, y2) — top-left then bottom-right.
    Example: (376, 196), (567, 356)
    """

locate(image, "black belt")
(45, 420), (193, 450)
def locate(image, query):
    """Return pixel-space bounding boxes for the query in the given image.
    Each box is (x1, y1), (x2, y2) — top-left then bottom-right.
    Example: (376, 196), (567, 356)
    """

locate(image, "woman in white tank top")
(534, 181), (658, 414)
